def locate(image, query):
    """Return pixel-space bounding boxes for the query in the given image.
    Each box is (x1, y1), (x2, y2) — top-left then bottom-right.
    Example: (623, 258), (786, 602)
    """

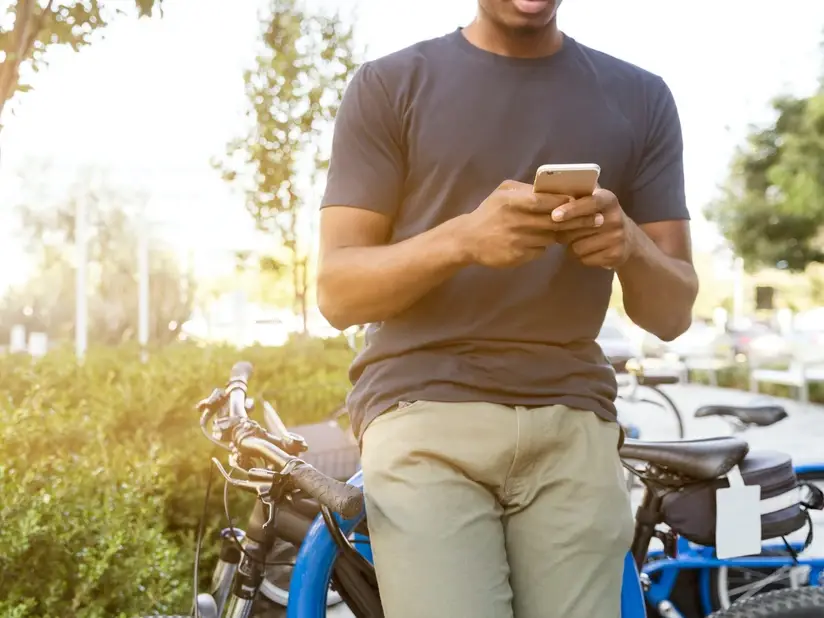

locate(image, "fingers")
(555, 229), (598, 245)
(509, 191), (571, 214)
(498, 184), (613, 236)
(498, 179), (533, 192)
(550, 214), (604, 231)
(550, 195), (599, 223)
(574, 245), (624, 268)
(565, 229), (631, 268)
(550, 188), (615, 222)
(566, 230), (614, 257)
(519, 229), (558, 247)
(556, 228), (599, 244)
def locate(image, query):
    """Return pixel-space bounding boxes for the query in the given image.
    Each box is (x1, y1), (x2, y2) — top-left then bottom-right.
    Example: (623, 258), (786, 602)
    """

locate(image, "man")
(316, 0), (698, 616)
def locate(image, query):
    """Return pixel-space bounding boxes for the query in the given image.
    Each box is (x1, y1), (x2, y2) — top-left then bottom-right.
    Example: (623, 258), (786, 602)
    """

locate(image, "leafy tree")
(706, 93), (824, 271)
(0, 0), (161, 128)
(217, 0), (358, 333)
(0, 179), (193, 346)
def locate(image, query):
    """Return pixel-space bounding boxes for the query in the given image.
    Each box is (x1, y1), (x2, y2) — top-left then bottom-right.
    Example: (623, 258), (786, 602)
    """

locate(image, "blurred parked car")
(638, 330), (668, 358)
(727, 322), (789, 360)
(596, 319), (637, 372)
(790, 308), (824, 348)
(664, 320), (734, 360)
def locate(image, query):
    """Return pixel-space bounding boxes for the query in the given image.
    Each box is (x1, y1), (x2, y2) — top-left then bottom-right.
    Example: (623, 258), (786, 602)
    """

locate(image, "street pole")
(732, 256), (745, 324)
(75, 198), (88, 360)
(138, 204), (150, 362)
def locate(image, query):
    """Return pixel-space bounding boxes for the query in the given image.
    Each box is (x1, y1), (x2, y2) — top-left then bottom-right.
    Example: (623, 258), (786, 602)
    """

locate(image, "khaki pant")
(360, 401), (634, 618)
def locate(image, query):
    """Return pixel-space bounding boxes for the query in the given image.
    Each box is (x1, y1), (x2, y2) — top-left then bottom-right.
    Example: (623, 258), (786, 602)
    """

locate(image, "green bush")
(0, 339), (351, 618)
(3, 336), (820, 617)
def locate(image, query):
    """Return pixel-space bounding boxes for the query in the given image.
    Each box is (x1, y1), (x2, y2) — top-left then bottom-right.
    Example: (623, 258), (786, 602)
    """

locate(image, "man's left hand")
(551, 188), (639, 269)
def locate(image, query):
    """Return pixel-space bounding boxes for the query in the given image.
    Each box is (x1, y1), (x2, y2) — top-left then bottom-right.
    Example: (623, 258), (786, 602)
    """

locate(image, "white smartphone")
(533, 163), (601, 198)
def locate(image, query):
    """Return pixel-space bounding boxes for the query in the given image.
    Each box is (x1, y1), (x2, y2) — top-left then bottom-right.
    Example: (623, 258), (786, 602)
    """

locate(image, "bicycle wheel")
(259, 537), (343, 609)
(645, 384), (686, 440)
(617, 384), (686, 442)
(709, 470), (824, 610)
(712, 549), (806, 610)
(707, 587), (824, 617)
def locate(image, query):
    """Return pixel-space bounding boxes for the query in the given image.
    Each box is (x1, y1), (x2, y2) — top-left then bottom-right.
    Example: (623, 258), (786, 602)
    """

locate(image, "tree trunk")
(0, 0), (39, 122)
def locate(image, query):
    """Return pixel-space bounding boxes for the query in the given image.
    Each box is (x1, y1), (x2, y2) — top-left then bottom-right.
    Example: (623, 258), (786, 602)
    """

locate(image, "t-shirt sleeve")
(320, 62), (405, 218)
(624, 76), (689, 225)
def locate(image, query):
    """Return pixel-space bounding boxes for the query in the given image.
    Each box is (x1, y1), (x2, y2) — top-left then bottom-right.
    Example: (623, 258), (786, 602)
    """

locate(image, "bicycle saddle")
(620, 437), (749, 480)
(693, 404), (788, 428)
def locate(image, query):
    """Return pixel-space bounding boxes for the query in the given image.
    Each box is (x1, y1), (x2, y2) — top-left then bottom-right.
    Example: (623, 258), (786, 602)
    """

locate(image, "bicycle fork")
(224, 529), (274, 618)
(194, 528), (247, 618)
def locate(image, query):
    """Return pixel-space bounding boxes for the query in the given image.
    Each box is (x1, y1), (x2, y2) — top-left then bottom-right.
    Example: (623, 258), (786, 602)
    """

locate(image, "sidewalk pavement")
(651, 383), (824, 463)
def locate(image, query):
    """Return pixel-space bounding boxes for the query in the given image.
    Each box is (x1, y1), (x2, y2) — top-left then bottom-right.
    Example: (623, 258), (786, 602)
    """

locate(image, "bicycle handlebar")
(222, 361), (364, 520)
(230, 360), (254, 383)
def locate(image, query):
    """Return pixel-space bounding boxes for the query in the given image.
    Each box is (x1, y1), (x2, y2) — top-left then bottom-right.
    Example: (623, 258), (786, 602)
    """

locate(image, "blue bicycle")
(637, 403), (824, 617)
(162, 362), (824, 618)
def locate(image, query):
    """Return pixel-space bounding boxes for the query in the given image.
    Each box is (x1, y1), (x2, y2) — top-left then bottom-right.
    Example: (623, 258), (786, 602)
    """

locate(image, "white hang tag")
(715, 465), (762, 559)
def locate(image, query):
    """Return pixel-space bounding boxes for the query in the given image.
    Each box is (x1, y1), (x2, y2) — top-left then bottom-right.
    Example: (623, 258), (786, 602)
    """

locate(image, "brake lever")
(637, 397), (665, 409)
(211, 458), (272, 494)
(197, 388), (227, 412)
(214, 459), (293, 529)
(247, 467), (277, 481)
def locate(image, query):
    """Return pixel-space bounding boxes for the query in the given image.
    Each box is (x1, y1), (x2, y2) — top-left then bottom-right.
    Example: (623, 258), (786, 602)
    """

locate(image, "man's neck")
(462, 15), (563, 59)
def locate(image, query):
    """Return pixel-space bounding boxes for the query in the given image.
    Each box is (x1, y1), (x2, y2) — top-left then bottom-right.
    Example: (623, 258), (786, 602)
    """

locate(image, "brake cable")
(321, 506), (378, 586)
(196, 394), (295, 577)
(220, 472), (297, 568)
(192, 447), (217, 618)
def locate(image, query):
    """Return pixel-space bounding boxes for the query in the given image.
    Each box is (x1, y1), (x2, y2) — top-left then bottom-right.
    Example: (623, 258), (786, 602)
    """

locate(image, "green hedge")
(2, 339), (820, 617)
(0, 339), (351, 618)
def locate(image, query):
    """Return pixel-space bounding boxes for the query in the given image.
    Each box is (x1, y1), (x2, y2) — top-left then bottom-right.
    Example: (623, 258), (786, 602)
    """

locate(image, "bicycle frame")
(202, 381), (820, 618)
(205, 466), (822, 618)
(287, 471), (650, 618)
(643, 538), (823, 616)
(288, 470), (369, 618)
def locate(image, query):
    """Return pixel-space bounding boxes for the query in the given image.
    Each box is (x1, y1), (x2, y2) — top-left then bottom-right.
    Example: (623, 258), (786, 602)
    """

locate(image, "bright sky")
(1, 0), (823, 293)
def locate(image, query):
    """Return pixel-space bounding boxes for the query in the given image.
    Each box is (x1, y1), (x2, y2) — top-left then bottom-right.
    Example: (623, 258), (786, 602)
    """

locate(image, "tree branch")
(0, 0), (46, 124)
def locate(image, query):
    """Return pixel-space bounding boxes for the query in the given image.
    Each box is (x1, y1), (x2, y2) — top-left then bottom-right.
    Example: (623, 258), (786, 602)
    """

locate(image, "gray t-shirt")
(321, 29), (689, 440)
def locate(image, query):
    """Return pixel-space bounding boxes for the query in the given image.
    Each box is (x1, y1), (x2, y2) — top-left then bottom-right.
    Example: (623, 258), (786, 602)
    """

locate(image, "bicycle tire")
(707, 587), (824, 617)
(259, 537), (344, 608)
(709, 469), (824, 610)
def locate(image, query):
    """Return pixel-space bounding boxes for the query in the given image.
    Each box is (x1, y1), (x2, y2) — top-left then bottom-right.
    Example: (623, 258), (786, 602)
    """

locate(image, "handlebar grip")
(289, 462), (364, 520)
(230, 361), (254, 384)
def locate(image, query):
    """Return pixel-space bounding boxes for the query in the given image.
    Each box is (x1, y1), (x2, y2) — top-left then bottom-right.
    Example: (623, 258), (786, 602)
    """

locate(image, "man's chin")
(506, 4), (557, 29)
(512, 0), (553, 14)
(504, 15), (555, 34)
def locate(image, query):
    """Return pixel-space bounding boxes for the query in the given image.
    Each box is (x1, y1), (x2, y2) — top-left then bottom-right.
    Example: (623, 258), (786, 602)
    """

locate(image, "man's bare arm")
(617, 219), (698, 341)
(316, 207), (471, 330)
(317, 182), (599, 330)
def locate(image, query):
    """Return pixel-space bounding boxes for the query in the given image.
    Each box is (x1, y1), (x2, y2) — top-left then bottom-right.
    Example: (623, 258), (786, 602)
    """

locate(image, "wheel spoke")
(729, 566), (794, 602)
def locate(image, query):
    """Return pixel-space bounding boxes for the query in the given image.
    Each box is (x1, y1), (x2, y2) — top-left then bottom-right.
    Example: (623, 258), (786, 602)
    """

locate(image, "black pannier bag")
(661, 450), (807, 547)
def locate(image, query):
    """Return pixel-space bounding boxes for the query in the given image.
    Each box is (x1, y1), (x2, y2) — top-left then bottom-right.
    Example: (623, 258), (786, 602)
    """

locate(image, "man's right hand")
(456, 180), (605, 269)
